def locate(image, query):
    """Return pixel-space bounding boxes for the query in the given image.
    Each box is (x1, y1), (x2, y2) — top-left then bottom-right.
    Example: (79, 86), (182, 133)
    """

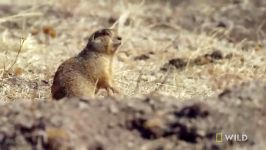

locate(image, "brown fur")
(51, 29), (121, 100)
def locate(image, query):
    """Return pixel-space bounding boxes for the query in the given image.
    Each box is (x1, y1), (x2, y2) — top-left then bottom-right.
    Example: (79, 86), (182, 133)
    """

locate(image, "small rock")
(109, 104), (119, 114)
(134, 54), (150, 61)
(210, 50), (223, 60)
(161, 58), (187, 71)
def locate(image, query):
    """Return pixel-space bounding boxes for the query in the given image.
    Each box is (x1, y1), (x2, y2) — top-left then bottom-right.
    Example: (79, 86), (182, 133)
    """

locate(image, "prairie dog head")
(87, 29), (122, 55)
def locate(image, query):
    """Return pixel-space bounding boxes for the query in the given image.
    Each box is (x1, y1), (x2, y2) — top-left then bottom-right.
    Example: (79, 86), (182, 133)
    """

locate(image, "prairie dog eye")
(101, 29), (112, 36)
(94, 29), (112, 38)
(89, 29), (114, 42)
(116, 36), (122, 40)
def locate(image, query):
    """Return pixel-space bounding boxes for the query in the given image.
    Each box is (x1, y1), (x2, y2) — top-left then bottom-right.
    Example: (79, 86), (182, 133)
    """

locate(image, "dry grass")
(0, 0), (265, 102)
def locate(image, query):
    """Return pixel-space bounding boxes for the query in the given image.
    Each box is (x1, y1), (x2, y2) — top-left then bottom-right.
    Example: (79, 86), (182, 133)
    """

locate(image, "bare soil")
(1, 81), (266, 150)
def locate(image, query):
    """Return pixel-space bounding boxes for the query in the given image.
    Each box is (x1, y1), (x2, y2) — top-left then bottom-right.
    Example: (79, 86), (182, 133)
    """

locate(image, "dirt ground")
(0, 0), (266, 150)
(1, 81), (266, 150)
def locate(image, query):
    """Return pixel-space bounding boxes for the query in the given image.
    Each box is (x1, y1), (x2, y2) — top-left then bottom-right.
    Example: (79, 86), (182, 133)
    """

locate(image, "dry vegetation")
(0, 1), (266, 149)
(0, 0), (266, 102)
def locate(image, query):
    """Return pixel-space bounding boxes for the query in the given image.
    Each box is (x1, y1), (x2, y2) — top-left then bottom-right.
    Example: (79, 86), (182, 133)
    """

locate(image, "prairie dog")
(51, 28), (121, 100)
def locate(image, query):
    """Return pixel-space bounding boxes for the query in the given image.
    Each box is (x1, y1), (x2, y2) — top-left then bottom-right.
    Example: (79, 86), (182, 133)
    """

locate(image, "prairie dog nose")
(117, 36), (122, 40)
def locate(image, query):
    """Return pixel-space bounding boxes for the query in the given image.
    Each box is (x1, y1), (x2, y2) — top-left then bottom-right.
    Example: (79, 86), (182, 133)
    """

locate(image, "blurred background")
(0, 0), (266, 101)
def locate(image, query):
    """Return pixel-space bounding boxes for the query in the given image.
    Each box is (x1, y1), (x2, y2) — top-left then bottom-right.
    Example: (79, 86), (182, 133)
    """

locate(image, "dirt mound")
(0, 80), (265, 150)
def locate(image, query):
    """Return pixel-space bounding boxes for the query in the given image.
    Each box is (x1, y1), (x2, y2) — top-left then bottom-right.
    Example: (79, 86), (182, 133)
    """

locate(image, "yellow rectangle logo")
(216, 133), (223, 143)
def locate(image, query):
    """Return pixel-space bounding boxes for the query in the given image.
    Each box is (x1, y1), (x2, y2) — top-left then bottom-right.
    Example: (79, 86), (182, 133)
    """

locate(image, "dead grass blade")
(0, 12), (42, 24)
(2, 38), (25, 78)
(150, 67), (171, 95)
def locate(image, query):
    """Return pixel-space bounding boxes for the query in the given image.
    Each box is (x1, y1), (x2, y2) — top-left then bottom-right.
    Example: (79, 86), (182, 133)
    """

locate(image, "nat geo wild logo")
(216, 132), (248, 143)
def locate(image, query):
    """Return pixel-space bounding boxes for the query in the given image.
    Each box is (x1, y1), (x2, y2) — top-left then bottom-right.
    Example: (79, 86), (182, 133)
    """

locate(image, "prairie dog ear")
(88, 32), (96, 42)
(89, 38), (103, 51)
(91, 37), (102, 45)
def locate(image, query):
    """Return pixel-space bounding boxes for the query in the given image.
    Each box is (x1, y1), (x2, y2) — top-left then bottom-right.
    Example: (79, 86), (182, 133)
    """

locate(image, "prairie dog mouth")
(113, 37), (122, 47)
(114, 39), (121, 44)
